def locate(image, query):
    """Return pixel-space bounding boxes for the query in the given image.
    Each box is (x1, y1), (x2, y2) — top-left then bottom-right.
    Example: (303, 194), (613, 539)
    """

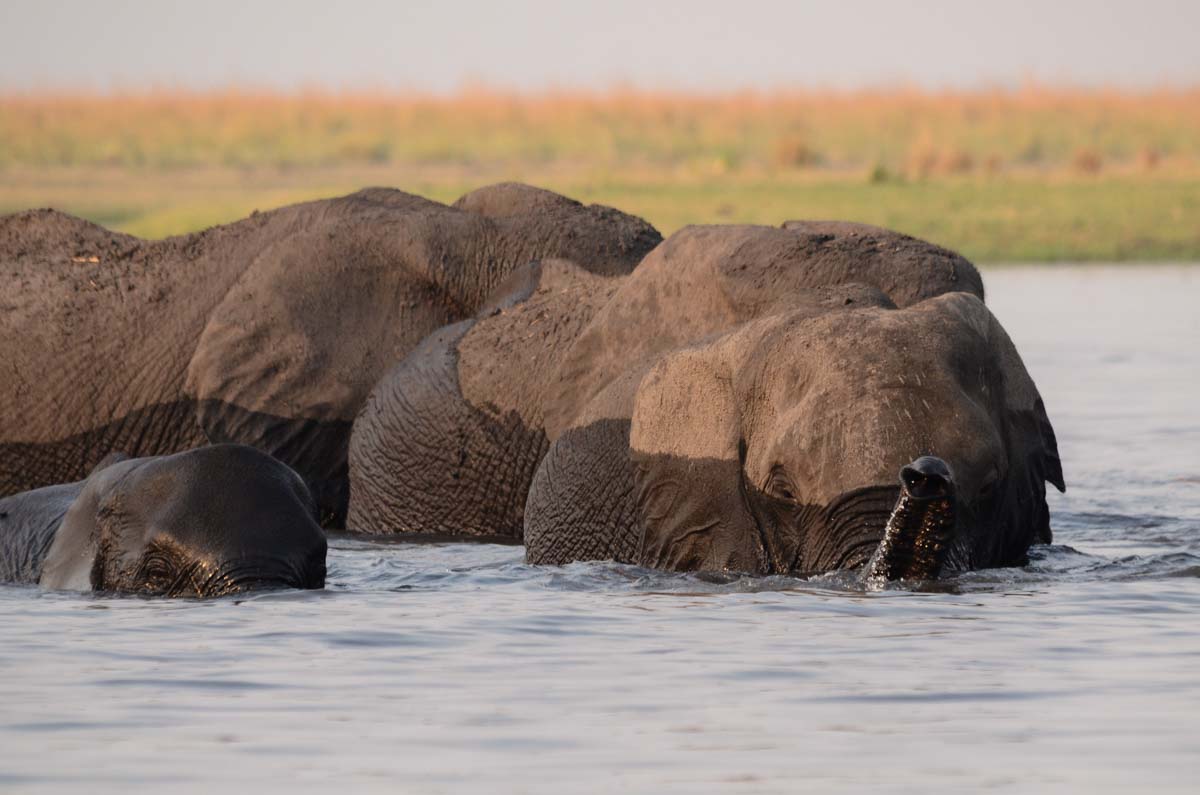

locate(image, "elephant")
(0, 444), (326, 596)
(347, 221), (1061, 579)
(0, 183), (661, 526)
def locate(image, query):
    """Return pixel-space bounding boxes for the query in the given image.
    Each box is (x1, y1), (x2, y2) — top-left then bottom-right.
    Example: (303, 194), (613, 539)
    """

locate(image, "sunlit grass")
(4, 86), (1198, 172)
(1, 87), (1198, 260)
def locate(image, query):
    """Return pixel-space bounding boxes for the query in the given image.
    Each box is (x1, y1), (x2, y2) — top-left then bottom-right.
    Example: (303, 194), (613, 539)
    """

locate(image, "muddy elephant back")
(0, 211), (226, 496)
(455, 182), (663, 278)
(779, 220), (983, 306)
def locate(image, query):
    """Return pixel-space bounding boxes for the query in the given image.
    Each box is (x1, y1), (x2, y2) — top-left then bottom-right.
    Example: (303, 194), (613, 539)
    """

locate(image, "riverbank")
(3, 165), (1197, 262)
(3, 87), (1197, 261)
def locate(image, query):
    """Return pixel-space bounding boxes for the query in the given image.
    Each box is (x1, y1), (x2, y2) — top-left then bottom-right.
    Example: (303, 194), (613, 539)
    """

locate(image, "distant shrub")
(906, 144), (939, 179)
(906, 144), (972, 178)
(366, 141), (392, 164)
(939, 149), (974, 174)
(1072, 148), (1103, 174)
(1018, 138), (1045, 165)
(773, 135), (822, 168)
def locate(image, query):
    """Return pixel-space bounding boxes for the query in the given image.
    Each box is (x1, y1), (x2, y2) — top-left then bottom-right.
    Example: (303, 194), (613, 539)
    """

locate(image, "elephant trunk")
(863, 456), (956, 582)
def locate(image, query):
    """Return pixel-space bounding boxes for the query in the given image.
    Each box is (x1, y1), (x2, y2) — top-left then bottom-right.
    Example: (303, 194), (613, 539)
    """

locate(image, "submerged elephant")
(0, 184), (661, 525)
(0, 445), (326, 596)
(348, 222), (1062, 579)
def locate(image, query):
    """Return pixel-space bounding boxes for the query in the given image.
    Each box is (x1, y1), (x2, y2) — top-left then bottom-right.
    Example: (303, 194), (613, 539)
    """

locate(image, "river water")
(1, 265), (1197, 793)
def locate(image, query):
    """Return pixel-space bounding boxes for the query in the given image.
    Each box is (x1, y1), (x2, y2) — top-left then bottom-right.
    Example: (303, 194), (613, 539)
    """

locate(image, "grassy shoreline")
(3, 165), (1196, 262)
(3, 88), (1197, 261)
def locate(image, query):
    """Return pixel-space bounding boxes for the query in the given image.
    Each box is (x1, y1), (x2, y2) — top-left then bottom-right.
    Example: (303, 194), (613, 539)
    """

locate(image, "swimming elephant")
(0, 445), (326, 596)
(347, 221), (1061, 579)
(0, 183), (661, 526)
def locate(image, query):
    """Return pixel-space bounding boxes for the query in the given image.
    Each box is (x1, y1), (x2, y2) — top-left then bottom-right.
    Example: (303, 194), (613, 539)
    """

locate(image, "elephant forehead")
(755, 295), (993, 381)
(106, 446), (317, 551)
(759, 382), (984, 453)
(745, 372), (1004, 506)
(650, 222), (981, 310)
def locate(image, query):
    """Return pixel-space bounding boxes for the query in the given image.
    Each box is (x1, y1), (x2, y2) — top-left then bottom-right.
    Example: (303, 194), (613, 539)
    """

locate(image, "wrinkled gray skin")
(0, 445), (326, 596)
(0, 183), (661, 526)
(348, 221), (1061, 577)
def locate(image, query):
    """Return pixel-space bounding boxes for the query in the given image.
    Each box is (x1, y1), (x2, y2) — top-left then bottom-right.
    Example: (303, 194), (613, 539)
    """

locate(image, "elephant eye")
(766, 468), (798, 503)
(137, 544), (182, 592)
(141, 557), (173, 582)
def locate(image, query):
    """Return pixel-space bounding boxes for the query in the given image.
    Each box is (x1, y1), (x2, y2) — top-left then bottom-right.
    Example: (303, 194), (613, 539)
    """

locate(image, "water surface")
(2, 265), (1197, 793)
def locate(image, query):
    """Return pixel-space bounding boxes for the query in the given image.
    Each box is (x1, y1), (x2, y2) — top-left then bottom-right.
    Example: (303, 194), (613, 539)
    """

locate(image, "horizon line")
(4, 79), (1200, 101)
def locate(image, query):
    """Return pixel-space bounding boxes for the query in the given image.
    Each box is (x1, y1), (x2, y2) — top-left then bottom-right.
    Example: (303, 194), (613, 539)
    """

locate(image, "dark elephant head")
(628, 292), (1064, 576)
(40, 445), (327, 596)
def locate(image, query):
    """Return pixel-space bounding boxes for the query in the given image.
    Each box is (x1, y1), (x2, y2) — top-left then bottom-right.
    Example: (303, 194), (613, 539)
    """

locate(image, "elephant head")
(39, 445), (327, 596)
(627, 292), (1064, 577)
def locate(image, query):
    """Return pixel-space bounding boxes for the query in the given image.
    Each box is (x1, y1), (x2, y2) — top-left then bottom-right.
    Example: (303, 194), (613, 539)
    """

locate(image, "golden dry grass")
(4, 85), (1200, 173)
(1, 86), (1198, 260)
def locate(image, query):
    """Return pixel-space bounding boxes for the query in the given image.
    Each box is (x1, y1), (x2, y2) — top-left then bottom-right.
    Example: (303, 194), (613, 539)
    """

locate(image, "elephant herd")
(0, 183), (1064, 596)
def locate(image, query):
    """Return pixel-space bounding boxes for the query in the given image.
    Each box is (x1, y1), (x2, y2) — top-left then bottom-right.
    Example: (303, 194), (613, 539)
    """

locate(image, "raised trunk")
(863, 457), (957, 582)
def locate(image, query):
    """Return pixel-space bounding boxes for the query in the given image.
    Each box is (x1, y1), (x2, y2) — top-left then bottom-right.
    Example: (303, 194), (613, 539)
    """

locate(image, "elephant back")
(778, 220), (983, 307)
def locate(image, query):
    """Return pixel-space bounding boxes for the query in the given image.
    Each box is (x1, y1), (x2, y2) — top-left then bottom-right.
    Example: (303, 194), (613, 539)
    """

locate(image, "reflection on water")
(1, 265), (1198, 793)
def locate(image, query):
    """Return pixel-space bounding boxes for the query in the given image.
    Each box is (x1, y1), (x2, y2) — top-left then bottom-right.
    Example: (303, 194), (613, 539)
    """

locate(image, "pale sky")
(1, 0), (1197, 93)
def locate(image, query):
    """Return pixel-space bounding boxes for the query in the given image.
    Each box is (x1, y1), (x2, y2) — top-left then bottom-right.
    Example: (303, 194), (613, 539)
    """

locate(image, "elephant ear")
(523, 417), (642, 566)
(994, 327), (1063, 547)
(937, 294), (1063, 548)
(984, 309), (1065, 495)
(1029, 397), (1064, 493)
(39, 456), (145, 591)
(939, 293), (1064, 496)
(629, 346), (767, 573)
